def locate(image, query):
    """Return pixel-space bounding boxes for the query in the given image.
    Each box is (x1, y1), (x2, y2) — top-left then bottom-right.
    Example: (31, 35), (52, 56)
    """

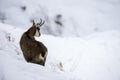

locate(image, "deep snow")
(0, 23), (120, 80)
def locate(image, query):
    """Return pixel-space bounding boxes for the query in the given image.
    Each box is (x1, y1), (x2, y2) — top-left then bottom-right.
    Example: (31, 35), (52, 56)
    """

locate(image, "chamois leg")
(42, 51), (48, 66)
(42, 57), (47, 66)
(39, 54), (47, 66)
(31, 55), (45, 66)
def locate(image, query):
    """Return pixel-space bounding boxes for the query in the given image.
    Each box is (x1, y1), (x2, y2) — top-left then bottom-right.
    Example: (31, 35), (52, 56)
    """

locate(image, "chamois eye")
(36, 24), (40, 28)
(37, 27), (40, 30)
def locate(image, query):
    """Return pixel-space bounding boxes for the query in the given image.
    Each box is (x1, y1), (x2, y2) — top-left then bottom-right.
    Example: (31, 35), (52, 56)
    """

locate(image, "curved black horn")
(39, 18), (43, 25)
(40, 20), (45, 26)
(39, 18), (45, 27)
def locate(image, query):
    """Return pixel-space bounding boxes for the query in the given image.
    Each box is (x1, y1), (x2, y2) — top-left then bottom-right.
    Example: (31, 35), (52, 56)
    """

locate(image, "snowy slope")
(0, 22), (120, 80)
(0, 23), (70, 80)
(0, 0), (120, 36)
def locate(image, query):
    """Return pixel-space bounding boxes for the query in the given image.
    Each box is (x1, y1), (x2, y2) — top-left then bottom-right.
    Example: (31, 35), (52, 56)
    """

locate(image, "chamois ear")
(32, 20), (35, 26)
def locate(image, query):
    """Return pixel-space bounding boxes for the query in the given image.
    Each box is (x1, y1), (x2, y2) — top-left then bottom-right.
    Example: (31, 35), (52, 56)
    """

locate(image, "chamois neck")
(29, 35), (35, 40)
(25, 32), (35, 40)
(26, 26), (36, 40)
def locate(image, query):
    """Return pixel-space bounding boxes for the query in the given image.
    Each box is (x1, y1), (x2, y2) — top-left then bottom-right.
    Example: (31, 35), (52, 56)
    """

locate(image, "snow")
(0, 23), (120, 80)
(0, 0), (120, 37)
(0, 0), (120, 80)
(0, 23), (70, 80)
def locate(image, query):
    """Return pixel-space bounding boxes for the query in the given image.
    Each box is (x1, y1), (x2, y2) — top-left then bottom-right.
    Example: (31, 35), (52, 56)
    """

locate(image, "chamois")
(20, 19), (48, 66)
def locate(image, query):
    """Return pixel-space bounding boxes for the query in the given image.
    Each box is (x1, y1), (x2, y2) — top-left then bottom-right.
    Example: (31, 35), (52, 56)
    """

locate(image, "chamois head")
(27, 19), (45, 37)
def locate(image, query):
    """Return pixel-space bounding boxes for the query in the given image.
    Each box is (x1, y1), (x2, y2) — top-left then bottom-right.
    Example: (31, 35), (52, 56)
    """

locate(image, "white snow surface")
(0, 0), (120, 80)
(0, 23), (120, 80)
(0, 0), (120, 37)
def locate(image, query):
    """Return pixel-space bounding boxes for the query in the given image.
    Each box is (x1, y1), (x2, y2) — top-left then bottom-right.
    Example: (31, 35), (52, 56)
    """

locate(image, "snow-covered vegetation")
(0, 0), (120, 80)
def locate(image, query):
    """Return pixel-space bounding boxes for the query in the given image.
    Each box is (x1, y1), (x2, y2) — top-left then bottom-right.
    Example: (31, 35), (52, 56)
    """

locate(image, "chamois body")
(20, 20), (47, 66)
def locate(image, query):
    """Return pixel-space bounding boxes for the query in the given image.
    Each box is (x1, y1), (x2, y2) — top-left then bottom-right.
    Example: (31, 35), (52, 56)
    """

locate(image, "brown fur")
(20, 20), (48, 66)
